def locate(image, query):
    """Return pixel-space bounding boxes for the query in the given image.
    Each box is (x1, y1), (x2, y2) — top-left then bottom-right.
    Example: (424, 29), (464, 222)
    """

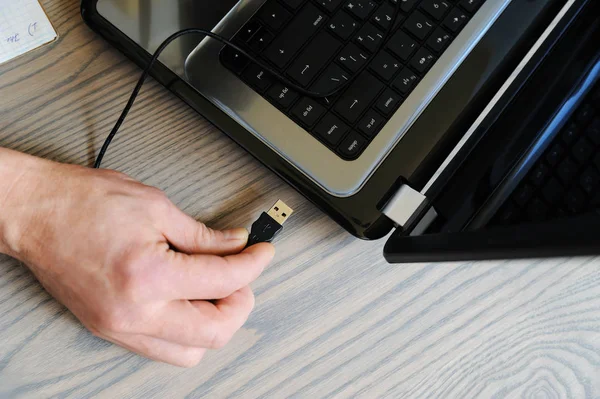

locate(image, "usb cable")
(93, 1), (402, 169)
(89, 4), (403, 244)
(247, 200), (294, 247)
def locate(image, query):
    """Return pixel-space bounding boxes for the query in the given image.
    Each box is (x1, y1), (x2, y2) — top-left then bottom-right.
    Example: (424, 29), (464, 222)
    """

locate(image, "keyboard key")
(281, 0), (305, 10)
(315, 0), (345, 13)
(358, 109), (385, 137)
(338, 131), (366, 158)
(530, 163), (549, 186)
(328, 10), (359, 40)
(314, 113), (350, 145)
(587, 118), (600, 145)
(264, 4), (327, 68)
(336, 43), (369, 72)
(557, 157), (579, 184)
(375, 88), (403, 116)
(266, 83), (299, 108)
(542, 177), (563, 205)
(242, 64), (273, 92)
(545, 142), (565, 166)
(311, 63), (351, 94)
(287, 32), (342, 86)
(354, 23), (385, 53)
(443, 8), (469, 33)
(292, 97), (327, 127)
(420, 0), (451, 21)
(394, 0), (419, 13)
(564, 187), (586, 213)
(371, 2), (400, 30)
(237, 21), (262, 42)
(575, 103), (594, 126)
(318, 94), (341, 108)
(403, 11), (434, 40)
(334, 72), (385, 123)
(580, 167), (600, 194)
(248, 30), (274, 52)
(561, 123), (580, 145)
(220, 47), (250, 74)
(460, 0), (484, 13)
(369, 51), (402, 82)
(427, 27), (453, 53)
(387, 30), (418, 61)
(571, 137), (594, 164)
(344, 0), (377, 20)
(258, 1), (293, 31)
(392, 67), (420, 95)
(514, 184), (534, 207)
(410, 47), (436, 73)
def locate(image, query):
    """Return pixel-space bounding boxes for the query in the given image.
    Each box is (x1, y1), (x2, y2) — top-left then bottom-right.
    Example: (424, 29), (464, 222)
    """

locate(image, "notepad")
(0, 0), (57, 65)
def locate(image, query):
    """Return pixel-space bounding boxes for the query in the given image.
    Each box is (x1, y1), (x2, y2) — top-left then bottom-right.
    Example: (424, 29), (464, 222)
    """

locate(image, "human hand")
(0, 149), (274, 367)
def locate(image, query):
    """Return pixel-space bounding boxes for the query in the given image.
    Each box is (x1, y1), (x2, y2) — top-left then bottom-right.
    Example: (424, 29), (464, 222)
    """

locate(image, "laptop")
(80, 0), (600, 262)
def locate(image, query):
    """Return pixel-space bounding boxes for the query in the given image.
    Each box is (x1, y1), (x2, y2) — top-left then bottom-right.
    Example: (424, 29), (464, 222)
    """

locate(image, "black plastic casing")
(385, 0), (599, 263)
(81, 0), (566, 240)
(384, 211), (600, 263)
(247, 212), (283, 246)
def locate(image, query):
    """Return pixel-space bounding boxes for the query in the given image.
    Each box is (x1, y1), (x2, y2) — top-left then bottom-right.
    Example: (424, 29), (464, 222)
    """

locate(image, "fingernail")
(225, 228), (249, 241)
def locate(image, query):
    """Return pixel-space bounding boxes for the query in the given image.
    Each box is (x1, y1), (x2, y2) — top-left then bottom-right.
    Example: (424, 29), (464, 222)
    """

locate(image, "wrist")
(0, 148), (55, 259)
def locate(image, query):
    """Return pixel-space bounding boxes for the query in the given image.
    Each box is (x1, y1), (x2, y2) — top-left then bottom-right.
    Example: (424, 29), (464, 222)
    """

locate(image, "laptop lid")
(384, 0), (600, 262)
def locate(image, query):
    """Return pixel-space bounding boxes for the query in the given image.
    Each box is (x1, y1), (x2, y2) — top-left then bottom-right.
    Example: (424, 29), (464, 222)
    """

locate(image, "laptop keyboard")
(220, 0), (486, 160)
(492, 82), (600, 226)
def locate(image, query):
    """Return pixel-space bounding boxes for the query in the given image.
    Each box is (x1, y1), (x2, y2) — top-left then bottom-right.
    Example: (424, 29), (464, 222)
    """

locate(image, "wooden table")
(1, 1), (599, 397)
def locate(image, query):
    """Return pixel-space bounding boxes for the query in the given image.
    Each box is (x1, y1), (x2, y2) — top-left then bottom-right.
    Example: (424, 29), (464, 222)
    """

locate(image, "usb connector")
(266, 200), (294, 225)
(246, 200), (294, 247)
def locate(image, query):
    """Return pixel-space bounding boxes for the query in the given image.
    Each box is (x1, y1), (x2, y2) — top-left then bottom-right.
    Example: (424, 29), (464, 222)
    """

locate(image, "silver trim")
(97, 0), (241, 78)
(421, 0), (578, 196)
(184, 0), (512, 197)
(411, 207), (438, 236)
(382, 184), (428, 228)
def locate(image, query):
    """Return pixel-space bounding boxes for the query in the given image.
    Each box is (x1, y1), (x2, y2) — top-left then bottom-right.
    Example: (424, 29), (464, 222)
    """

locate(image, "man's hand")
(0, 148), (274, 367)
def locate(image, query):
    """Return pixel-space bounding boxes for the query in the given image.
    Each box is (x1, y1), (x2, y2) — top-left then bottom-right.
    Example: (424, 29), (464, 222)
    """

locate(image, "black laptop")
(81, 0), (600, 262)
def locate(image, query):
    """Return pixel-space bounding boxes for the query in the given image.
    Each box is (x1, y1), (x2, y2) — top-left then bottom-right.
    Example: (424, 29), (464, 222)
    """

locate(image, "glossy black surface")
(81, 0), (563, 239)
(414, 0), (595, 239)
(385, 210), (600, 263)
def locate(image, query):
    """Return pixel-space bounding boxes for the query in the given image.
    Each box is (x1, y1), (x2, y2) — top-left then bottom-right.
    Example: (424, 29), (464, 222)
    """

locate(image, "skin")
(0, 148), (275, 367)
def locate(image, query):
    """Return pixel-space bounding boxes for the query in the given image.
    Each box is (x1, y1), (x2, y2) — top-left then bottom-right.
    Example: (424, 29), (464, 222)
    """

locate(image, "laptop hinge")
(382, 184), (438, 234)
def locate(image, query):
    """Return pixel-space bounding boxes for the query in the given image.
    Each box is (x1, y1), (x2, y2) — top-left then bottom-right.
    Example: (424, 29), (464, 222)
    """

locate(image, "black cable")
(94, 2), (402, 169)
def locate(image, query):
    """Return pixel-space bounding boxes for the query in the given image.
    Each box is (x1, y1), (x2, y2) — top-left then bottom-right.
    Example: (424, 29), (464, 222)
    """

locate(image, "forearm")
(0, 148), (55, 259)
(0, 145), (275, 367)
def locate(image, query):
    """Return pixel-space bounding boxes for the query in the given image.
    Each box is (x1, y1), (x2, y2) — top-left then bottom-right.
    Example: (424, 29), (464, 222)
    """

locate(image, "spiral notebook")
(0, 0), (57, 66)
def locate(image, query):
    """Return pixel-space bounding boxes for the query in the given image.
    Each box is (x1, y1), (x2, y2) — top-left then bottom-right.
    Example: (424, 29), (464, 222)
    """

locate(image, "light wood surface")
(1, 1), (599, 398)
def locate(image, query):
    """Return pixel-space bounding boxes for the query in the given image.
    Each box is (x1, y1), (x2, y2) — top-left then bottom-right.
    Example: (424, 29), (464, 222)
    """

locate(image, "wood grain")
(1, 1), (600, 397)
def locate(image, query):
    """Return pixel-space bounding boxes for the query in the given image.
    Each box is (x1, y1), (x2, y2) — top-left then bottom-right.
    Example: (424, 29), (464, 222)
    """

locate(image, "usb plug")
(246, 200), (294, 247)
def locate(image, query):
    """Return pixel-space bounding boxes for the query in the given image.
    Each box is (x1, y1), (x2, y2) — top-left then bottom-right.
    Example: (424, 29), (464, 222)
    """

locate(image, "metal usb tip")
(267, 200), (294, 225)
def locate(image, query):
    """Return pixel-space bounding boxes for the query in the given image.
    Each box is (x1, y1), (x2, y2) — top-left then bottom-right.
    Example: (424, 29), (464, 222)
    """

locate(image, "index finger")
(158, 243), (275, 300)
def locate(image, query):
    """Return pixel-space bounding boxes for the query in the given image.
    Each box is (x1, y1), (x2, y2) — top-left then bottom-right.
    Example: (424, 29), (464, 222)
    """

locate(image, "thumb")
(161, 207), (248, 256)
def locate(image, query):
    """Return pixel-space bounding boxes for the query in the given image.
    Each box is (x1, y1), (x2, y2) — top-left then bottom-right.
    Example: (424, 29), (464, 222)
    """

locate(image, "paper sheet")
(0, 0), (57, 65)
